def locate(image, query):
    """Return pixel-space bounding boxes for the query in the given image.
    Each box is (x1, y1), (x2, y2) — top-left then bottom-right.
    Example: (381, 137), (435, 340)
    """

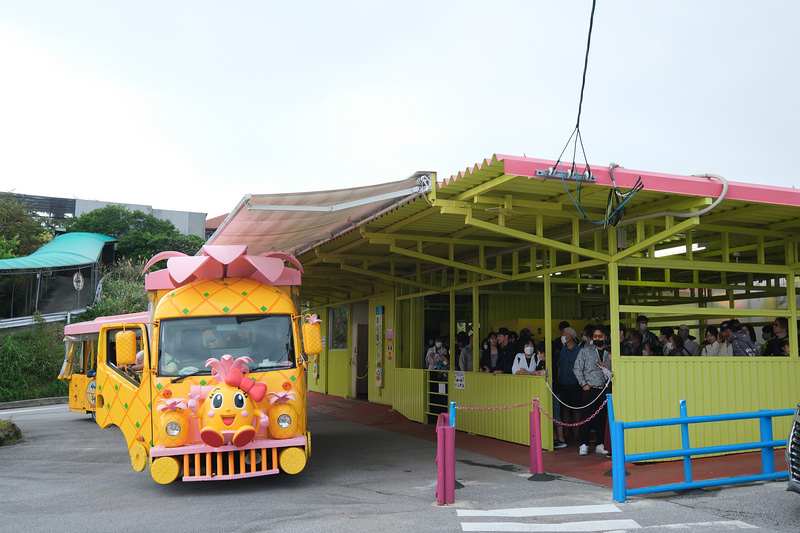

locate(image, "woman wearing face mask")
(425, 336), (448, 370)
(512, 337), (546, 375)
(665, 334), (690, 356)
(573, 325), (613, 456)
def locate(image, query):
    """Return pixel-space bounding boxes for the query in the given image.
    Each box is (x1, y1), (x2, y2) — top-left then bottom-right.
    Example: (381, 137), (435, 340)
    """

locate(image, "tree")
(0, 195), (50, 257)
(65, 205), (205, 260)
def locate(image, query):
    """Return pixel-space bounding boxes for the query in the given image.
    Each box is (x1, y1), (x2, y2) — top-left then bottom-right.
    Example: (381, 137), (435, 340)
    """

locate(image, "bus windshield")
(158, 315), (295, 377)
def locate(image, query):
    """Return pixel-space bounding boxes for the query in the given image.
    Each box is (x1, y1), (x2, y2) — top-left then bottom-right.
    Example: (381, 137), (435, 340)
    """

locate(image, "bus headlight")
(277, 414), (292, 428)
(166, 422), (182, 436)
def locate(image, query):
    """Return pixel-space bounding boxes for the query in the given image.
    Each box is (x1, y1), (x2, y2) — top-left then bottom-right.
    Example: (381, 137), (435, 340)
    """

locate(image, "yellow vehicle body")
(90, 246), (321, 484)
(58, 312), (149, 416)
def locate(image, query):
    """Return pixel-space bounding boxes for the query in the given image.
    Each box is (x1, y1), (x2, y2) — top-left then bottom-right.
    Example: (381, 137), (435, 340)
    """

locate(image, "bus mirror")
(302, 315), (323, 356)
(116, 330), (138, 366)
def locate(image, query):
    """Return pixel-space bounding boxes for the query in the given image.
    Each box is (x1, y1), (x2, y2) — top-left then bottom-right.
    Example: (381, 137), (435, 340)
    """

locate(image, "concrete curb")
(0, 397), (68, 411)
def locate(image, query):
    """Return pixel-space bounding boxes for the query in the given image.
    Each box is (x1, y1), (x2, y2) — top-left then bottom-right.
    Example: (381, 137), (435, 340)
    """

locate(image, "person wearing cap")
(717, 322), (734, 356)
(677, 325), (700, 356)
(636, 315), (659, 347)
(492, 327), (512, 375)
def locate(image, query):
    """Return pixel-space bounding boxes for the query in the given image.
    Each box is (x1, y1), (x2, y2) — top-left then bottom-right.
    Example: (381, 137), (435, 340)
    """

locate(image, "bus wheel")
(130, 443), (149, 472)
(279, 447), (306, 475)
(151, 457), (181, 484)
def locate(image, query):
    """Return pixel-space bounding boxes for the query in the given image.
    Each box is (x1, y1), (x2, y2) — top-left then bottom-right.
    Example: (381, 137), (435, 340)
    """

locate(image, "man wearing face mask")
(636, 315), (658, 347)
(573, 325), (613, 456)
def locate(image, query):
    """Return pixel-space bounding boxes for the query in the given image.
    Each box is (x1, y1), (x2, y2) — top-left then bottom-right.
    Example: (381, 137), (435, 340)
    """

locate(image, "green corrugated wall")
(614, 356), (799, 455)
(450, 373), (553, 447)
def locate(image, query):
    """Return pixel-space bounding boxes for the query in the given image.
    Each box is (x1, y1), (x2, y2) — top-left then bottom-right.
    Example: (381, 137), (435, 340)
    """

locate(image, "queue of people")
(424, 314), (797, 456)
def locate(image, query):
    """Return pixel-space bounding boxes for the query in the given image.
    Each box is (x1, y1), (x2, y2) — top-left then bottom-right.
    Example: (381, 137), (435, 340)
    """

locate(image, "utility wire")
(549, 0), (643, 228)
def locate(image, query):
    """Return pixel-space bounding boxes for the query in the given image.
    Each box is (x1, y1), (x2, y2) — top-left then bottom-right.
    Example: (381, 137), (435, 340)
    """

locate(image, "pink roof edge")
(65, 311), (149, 335)
(440, 154), (800, 208)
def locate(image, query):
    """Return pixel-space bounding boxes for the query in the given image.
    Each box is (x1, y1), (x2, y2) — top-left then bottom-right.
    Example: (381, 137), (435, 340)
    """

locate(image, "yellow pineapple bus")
(83, 245), (321, 484)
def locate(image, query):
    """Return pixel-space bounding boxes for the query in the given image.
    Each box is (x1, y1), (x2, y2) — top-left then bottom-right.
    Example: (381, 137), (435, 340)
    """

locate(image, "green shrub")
(0, 321), (67, 402)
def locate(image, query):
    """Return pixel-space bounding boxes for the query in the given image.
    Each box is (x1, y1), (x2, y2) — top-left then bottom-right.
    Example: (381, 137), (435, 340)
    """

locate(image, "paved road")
(1, 405), (799, 532)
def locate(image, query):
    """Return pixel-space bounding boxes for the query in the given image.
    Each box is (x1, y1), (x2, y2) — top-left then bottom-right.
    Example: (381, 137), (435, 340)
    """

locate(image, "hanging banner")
(386, 328), (394, 363)
(375, 306), (384, 388)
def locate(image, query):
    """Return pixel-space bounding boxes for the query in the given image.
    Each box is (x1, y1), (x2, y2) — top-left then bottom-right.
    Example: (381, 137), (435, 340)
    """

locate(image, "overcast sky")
(1, 1), (797, 218)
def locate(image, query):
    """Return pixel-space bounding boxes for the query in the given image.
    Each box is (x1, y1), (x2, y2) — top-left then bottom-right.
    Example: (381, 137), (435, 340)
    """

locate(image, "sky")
(1, 1), (798, 218)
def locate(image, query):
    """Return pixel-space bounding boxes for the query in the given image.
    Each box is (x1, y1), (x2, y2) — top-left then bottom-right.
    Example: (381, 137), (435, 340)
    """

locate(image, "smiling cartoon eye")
(233, 391), (246, 409)
(211, 393), (224, 409)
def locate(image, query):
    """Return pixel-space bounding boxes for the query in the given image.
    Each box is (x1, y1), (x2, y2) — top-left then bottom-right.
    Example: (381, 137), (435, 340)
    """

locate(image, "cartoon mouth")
(222, 417), (235, 426)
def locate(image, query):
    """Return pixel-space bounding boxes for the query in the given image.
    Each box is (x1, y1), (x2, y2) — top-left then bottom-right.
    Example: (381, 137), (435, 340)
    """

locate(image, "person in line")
(701, 326), (721, 356)
(628, 330), (644, 355)
(511, 337), (546, 375)
(641, 342), (657, 356)
(740, 323), (762, 355)
(425, 336), (448, 370)
(764, 317), (790, 356)
(619, 325), (635, 355)
(717, 322), (734, 356)
(780, 338), (791, 357)
(677, 324), (700, 356)
(659, 326), (675, 355)
(479, 332), (501, 373)
(459, 334), (474, 372)
(666, 333), (690, 356)
(495, 327), (514, 374)
(761, 324), (775, 354)
(636, 315), (659, 347)
(573, 325), (612, 456)
(557, 326), (582, 443)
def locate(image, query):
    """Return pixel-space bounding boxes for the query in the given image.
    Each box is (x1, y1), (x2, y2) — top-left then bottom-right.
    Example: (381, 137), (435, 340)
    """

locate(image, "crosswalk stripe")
(458, 504), (621, 518)
(460, 518), (641, 532)
(643, 520), (758, 530)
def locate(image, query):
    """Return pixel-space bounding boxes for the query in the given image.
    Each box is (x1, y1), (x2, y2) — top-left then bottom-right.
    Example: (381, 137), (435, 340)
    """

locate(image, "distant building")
(5, 193), (207, 239)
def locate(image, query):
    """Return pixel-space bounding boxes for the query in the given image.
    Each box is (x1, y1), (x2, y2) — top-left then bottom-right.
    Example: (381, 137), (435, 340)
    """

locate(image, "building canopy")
(206, 154), (800, 308)
(0, 232), (115, 273)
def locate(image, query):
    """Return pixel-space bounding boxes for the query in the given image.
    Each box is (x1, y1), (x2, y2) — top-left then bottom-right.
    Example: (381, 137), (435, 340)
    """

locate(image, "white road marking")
(458, 504), (621, 517)
(460, 519), (641, 532)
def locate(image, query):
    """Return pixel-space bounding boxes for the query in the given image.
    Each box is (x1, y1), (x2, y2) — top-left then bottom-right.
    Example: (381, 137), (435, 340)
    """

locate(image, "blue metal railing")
(608, 394), (793, 502)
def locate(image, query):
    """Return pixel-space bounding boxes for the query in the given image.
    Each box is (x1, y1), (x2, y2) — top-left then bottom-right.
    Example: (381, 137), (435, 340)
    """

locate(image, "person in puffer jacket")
(728, 323), (758, 357)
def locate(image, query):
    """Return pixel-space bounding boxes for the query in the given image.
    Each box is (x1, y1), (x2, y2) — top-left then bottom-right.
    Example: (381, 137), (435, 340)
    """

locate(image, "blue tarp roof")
(0, 232), (115, 272)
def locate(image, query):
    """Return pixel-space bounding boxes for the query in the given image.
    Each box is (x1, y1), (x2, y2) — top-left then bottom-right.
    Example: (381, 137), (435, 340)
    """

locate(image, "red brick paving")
(307, 391), (788, 490)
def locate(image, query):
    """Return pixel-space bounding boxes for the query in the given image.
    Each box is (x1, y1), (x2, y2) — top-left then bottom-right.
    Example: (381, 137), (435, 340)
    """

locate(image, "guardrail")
(608, 394), (793, 502)
(0, 309), (86, 330)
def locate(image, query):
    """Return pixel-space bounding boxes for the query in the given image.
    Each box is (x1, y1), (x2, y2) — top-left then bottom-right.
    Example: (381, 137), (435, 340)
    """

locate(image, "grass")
(0, 417), (22, 445)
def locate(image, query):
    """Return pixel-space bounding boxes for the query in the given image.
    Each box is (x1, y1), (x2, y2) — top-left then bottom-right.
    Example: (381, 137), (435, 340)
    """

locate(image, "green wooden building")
(209, 154), (800, 454)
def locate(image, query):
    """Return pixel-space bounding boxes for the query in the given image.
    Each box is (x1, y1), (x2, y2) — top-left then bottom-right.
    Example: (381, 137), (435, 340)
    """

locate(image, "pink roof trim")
(65, 311), (149, 335)
(442, 154), (800, 208)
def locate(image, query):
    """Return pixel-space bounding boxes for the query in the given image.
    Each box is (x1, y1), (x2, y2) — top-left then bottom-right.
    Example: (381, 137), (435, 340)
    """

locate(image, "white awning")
(206, 173), (431, 255)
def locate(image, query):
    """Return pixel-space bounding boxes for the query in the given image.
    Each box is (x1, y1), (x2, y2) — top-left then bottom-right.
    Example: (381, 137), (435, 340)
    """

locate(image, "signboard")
(375, 306), (384, 388)
(72, 272), (84, 291)
(454, 371), (465, 390)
